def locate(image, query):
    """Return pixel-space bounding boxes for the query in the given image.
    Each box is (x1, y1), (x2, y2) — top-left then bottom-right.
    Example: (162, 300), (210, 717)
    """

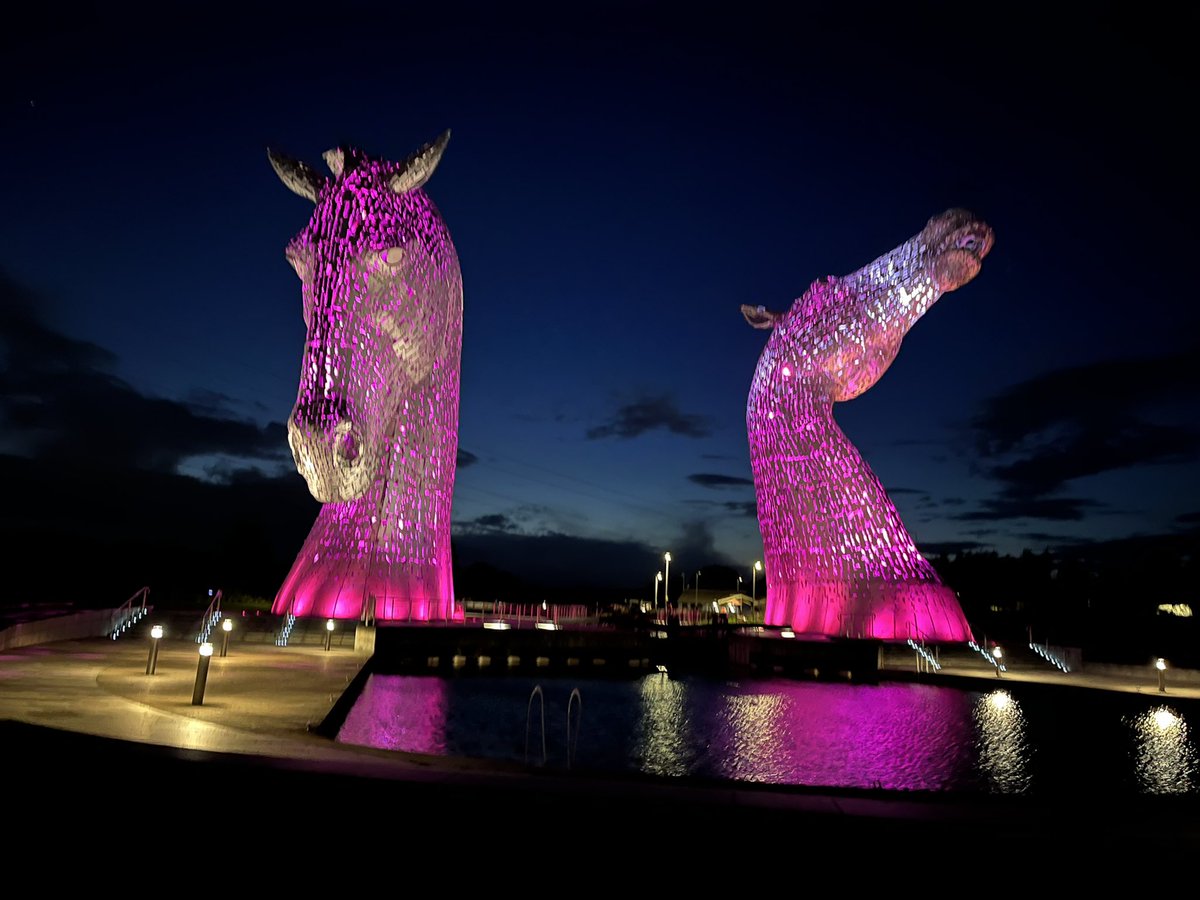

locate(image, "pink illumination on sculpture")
(743, 209), (993, 641)
(268, 133), (463, 621)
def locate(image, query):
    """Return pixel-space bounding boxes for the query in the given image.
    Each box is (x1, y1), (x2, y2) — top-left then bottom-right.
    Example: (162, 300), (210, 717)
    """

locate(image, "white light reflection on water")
(1127, 706), (1196, 795)
(632, 674), (693, 777)
(973, 689), (1032, 794)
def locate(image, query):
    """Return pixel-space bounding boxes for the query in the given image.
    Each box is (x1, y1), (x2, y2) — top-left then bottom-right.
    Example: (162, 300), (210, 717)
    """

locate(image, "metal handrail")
(110, 586), (151, 639)
(197, 590), (223, 643)
(566, 688), (582, 770)
(525, 685), (546, 766)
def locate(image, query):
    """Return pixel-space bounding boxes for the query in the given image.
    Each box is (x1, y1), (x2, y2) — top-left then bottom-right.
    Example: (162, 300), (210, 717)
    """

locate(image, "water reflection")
(337, 674), (448, 754)
(1128, 705), (1196, 795)
(334, 675), (1199, 796)
(973, 689), (1032, 794)
(689, 680), (976, 790)
(633, 674), (693, 777)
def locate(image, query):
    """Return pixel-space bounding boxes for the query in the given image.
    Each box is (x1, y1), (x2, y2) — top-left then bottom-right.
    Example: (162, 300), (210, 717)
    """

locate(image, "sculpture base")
(764, 578), (973, 642)
(273, 558), (460, 622)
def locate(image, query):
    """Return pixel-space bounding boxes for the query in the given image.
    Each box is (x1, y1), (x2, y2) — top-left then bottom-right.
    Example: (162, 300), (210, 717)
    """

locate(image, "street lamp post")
(1156, 658), (1167, 693)
(695, 570), (700, 604)
(220, 618), (233, 658)
(752, 560), (762, 604)
(146, 624), (163, 675)
(324, 618), (335, 651)
(663, 552), (672, 610)
(992, 645), (1003, 678)
(654, 571), (662, 610)
(192, 642), (213, 705)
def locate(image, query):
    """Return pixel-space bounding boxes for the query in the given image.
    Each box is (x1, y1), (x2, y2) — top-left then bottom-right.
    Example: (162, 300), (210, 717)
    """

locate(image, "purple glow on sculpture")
(268, 134), (463, 621)
(743, 209), (993, 641)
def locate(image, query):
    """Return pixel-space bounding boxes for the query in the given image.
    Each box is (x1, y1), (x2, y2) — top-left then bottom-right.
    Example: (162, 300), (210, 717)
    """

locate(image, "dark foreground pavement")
(2, 637), (1198, 877)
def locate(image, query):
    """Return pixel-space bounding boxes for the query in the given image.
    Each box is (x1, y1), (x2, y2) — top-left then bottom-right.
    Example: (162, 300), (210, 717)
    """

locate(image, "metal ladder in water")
(526, 685), (582, 769)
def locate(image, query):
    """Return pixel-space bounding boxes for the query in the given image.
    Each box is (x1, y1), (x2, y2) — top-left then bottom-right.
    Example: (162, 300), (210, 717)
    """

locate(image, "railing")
(110, 586), (151, 640)
(967, 639), (1006, 673)
(566, 688), (582, 770)
(276, 597), (297, 646)
(197, 590), (223, 643)
(907, 638), (942, 672)
(525, 685), (583, 769)
(1029, 641), (1072, 673)
(525, 685), (546, 766)
(470, 602), (590, 628)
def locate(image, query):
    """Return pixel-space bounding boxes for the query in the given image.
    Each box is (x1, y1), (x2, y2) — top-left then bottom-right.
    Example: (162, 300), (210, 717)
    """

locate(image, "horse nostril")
(336, 430), (359, 463)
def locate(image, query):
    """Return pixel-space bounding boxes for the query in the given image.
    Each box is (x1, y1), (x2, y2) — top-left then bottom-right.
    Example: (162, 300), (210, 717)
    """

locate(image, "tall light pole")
(752, 560), (762, 603)
(663, 552), (672, 609)
(654, 571), (662, 610)
(695, 570), (701, 604)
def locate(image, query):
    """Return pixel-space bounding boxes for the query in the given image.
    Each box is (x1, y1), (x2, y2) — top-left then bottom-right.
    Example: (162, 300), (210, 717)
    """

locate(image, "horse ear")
(322, 148), (345, 177)
(267, 148), (327, 202)
(389, 130), (451, 195)
(741, 305), (782, 329)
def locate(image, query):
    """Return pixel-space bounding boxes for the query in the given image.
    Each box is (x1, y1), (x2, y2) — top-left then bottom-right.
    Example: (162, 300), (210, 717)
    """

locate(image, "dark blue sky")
(2, 3), (1197, 593)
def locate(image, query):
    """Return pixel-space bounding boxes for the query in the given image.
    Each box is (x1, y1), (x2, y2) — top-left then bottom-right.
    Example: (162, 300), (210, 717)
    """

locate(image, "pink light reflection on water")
(655, 678), (980, 790)
(339, 675), (993, 792)
(337, 673), (449, 756)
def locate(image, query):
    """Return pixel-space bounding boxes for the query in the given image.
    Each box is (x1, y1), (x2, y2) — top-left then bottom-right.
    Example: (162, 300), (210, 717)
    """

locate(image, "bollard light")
(992, 645), (1003, 677)
(146, 624), (164, 675)
(193, 642), (213, 705)
(220, 617), (233, 657)
(781, 626), (796, 639)
(1156, 658), (1167, 693)
(324, 618), (335, 651)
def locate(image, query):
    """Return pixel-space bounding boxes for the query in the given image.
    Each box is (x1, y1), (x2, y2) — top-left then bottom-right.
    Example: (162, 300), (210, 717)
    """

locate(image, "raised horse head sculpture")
(744, 209), (994, 641)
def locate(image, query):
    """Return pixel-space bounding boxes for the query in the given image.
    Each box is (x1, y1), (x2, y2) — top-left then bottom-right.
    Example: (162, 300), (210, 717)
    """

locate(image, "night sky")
(2, 3), (1197, 599)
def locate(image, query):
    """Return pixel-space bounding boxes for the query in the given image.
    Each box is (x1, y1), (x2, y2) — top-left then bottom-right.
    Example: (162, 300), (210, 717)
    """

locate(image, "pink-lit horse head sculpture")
(743, 209), (993, 641)
(269, 133), (463, 621)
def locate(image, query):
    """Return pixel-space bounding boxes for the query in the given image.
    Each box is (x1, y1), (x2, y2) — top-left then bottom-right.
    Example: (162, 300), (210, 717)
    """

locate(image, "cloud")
(1176, 511), (1200, 525)
(918, 540), (989, 556)
(452, 518), (737, 594)
(955, 497), (1103, 521)
(0, 272), (289, 475)
(886, 487), (928, 495)
(963, 350), (1200, 519)
(688, 473), (754, 488)
(456, 448), (479, 468)
(451, 530), (664, 591)
(722, 500), (757, 518)
(683, 499), (758, 518)
(701, 453), (737, 461)
(1018, 531), (1092, 545)
(454, 513), (520, 535)
(586, 393), (711, 439)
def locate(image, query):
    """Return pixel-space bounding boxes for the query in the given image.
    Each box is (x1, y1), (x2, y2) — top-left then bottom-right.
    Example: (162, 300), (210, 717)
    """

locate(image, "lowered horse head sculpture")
(269, 132), (463, 621)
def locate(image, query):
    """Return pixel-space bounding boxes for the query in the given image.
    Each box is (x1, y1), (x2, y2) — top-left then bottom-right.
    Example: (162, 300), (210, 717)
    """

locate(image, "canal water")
(336, 674), (1198, 795)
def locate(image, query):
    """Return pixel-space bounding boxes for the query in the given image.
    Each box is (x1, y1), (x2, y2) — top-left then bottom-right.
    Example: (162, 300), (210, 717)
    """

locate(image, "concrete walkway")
(2, 634), (1199, 868)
